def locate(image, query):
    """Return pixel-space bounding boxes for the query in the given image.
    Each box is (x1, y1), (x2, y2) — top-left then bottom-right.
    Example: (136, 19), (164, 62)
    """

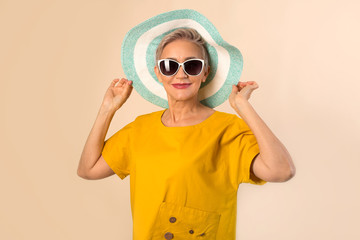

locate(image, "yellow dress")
(102, 109), (267, 240)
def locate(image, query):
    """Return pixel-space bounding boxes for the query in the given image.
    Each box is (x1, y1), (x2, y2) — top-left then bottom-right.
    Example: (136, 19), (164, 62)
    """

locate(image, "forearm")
(77, 105), (116, 175)
(234, 99), (295, 175)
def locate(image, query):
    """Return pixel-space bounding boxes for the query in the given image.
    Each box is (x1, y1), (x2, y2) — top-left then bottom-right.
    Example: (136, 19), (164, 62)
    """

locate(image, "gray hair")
(155, 28), (210, 69)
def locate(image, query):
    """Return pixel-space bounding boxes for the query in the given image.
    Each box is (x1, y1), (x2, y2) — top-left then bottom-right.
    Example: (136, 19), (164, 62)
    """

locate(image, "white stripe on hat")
(133, 19), (230, 101)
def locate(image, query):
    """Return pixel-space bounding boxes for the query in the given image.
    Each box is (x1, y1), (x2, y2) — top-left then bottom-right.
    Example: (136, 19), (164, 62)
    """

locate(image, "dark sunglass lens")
(184, 60), (203, 75)
(159, 60), (178, 75)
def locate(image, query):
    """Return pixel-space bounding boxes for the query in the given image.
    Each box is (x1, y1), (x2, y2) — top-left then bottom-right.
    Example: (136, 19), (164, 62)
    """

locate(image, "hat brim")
(121, 9), (243, 108)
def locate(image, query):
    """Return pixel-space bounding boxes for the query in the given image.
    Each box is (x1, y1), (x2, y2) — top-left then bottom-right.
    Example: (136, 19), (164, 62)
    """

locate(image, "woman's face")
(154, 39), (210, 104)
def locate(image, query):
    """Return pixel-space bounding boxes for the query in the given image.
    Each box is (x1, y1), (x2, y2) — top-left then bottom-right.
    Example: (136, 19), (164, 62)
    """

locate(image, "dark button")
(189, 229), (194, 234)
(169, 217), (176, 223)
(164, 232), (174, 240)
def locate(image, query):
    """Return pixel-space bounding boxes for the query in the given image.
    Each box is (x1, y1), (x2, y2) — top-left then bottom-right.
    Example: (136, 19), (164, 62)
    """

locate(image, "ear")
(203, 66), (210, 82)
(154, 66), (163, 83)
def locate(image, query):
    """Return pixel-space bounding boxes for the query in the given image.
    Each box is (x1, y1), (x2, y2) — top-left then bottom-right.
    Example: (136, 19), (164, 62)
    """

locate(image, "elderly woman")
(78, 27), (295, 240)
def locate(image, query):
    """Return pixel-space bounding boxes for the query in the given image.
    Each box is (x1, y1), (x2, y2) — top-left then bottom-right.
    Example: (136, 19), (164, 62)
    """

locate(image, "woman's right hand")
(101, 78), (133, 112)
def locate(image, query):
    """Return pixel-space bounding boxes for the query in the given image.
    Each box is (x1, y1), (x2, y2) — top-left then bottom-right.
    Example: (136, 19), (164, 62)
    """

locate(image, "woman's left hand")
(228, 81), (259, 109)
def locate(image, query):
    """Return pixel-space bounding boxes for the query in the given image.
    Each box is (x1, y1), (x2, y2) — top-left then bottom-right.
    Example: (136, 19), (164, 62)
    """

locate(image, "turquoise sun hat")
(121, 9), (243, 108)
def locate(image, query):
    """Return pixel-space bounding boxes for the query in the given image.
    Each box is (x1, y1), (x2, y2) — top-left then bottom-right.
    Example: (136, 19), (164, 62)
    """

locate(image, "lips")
(172, 83), (192, 89)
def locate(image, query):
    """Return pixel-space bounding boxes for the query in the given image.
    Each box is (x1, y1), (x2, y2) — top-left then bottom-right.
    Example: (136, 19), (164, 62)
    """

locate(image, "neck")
(165, 98), (206, 123)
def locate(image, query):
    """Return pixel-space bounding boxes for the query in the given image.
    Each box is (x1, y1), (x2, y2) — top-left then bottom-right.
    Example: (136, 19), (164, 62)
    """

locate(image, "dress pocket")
(151, 201), (221, 240)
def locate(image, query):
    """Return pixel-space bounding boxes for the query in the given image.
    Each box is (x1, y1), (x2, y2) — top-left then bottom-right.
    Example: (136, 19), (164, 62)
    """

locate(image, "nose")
(176, 65), (188, 78)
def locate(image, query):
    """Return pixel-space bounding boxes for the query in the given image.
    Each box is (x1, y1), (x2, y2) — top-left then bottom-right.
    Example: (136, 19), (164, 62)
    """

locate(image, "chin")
(168, 93), (199, 102)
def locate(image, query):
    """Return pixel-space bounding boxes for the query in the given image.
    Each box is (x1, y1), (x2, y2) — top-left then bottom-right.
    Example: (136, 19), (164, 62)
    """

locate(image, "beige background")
(1, 0), (359, 239)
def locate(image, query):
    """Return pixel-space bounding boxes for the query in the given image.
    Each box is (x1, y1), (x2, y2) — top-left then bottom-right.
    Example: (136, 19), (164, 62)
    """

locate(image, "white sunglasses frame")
(157, 58), (205, 76)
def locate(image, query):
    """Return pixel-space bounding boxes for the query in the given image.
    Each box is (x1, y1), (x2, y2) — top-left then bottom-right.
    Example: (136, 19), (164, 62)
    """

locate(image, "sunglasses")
(157, 58), (204, 76)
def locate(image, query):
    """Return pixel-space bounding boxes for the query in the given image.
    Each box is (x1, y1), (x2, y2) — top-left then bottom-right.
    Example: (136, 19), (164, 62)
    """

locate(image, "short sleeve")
(101, 121), (134, 180)
(226, 116), (267, 186)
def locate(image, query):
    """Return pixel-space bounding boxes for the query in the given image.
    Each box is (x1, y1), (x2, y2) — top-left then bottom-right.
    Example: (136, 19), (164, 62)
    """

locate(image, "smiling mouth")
(172, 83), (192, 89)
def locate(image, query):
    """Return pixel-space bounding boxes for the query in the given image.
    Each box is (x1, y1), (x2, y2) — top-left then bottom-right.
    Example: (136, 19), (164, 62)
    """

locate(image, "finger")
(231, 85), (238, 95)
(239, 82), (247, 88)
(235, 82), (243, 91)
(242, 85), (257, 94)
(244, 81), (258, 89)
(124, 80), (133, 91)
(120, 78), (127, 85)
(116, 78), (126, 88)
(124, 82), (134, 97)
(111, 78), (119, 87)
(250, 82), (259, 89)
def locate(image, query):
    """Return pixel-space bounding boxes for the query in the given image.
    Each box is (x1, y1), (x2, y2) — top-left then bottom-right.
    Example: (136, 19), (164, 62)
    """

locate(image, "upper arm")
(82, 155), (115, 180)
(251, 154), (285, 182)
